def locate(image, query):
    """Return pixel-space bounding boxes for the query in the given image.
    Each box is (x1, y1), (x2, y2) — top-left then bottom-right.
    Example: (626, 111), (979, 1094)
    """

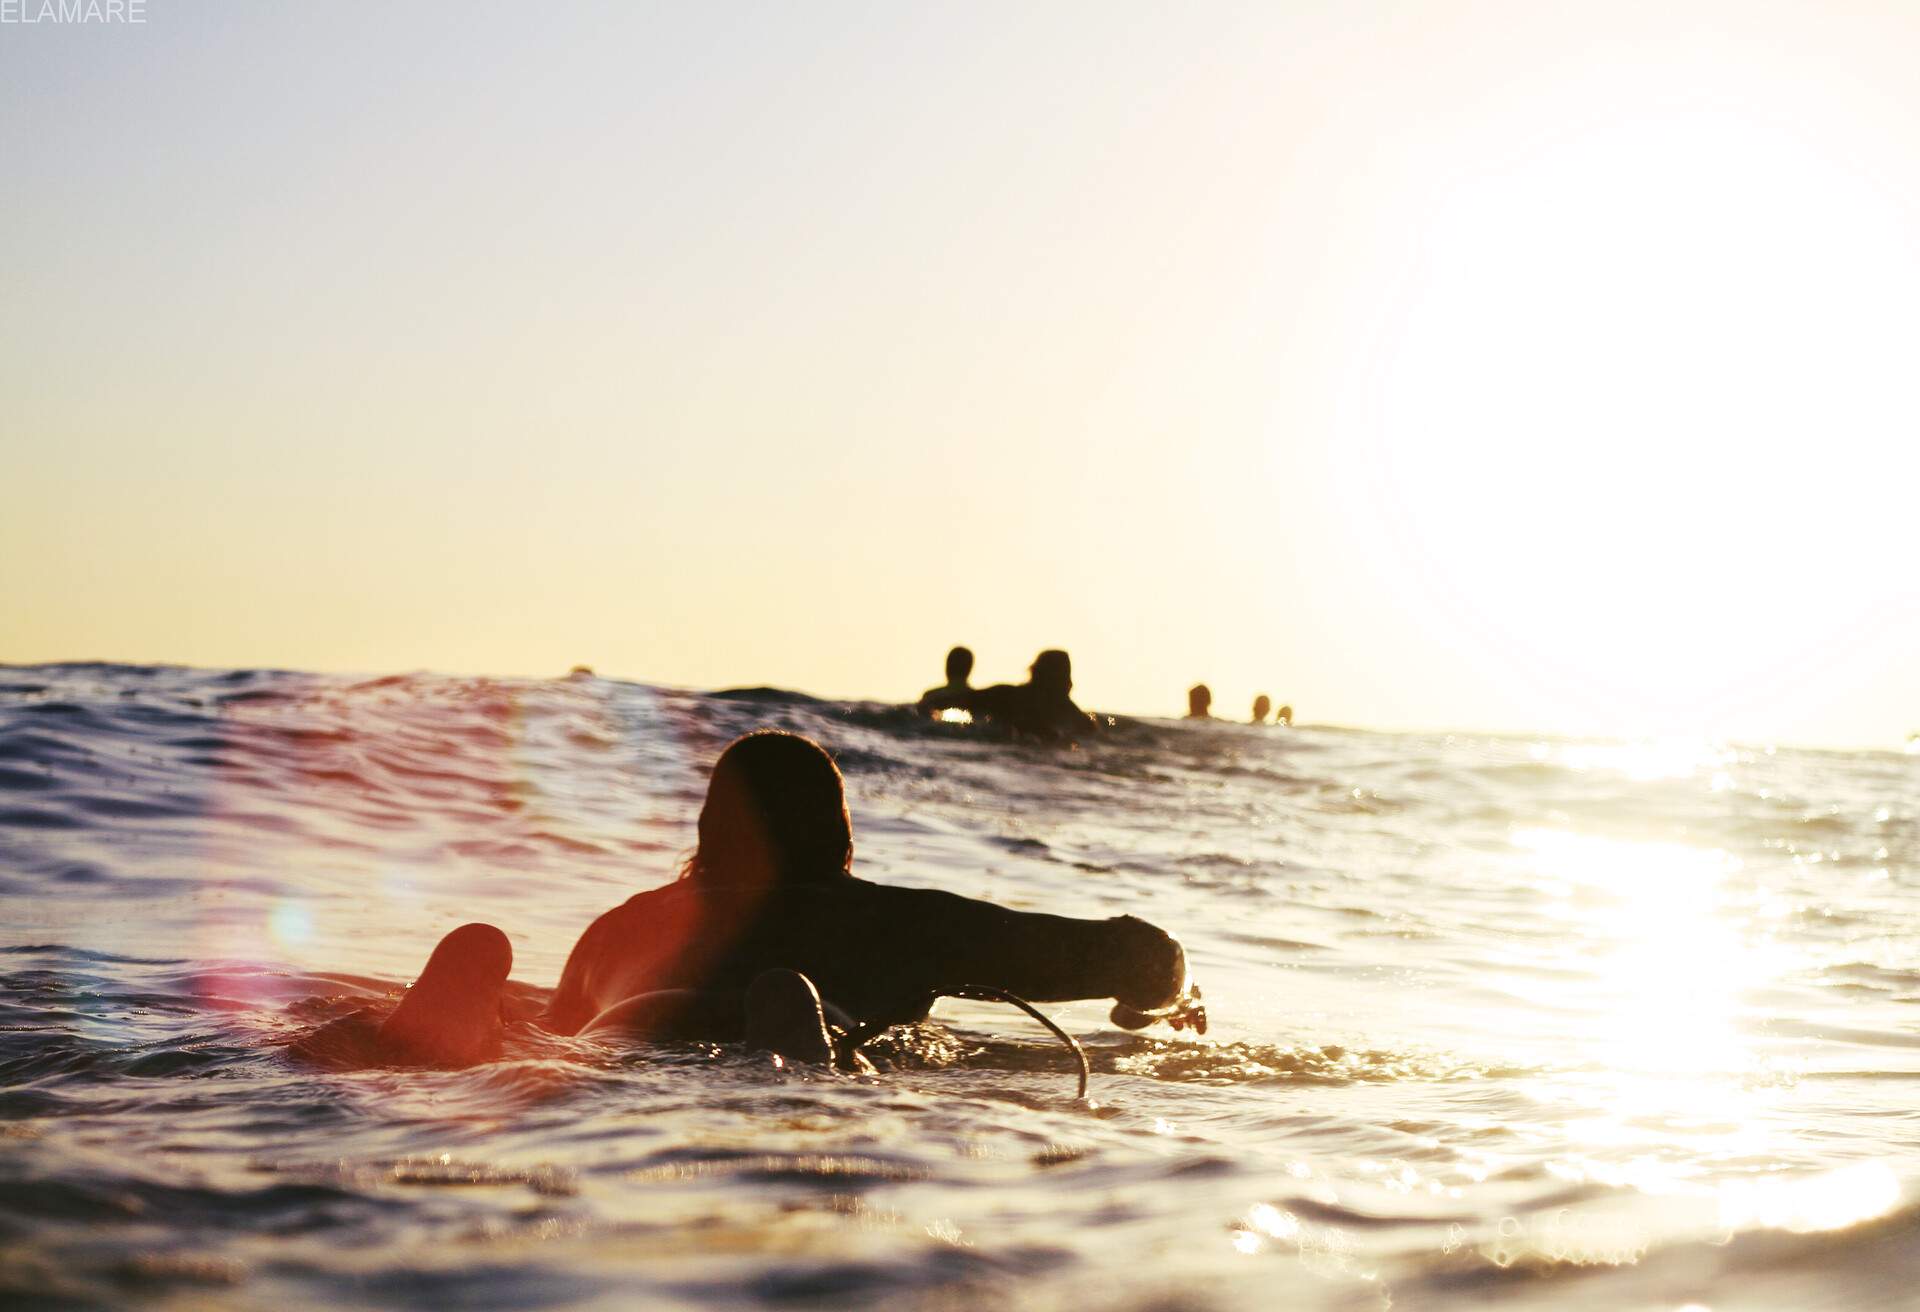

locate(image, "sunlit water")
(3, 663), (1918, 1310)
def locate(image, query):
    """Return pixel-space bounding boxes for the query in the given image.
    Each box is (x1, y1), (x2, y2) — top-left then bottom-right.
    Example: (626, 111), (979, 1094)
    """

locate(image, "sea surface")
(3, 663), (1919, 1310)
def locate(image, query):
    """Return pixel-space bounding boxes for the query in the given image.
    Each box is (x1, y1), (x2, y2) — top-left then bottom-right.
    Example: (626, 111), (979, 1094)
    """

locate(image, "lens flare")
(268, 899), (313, 948)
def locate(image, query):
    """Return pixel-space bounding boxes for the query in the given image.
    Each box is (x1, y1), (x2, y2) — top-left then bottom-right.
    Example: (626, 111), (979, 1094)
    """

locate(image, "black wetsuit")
(915, 682), (974, 715)
(541, 876), (1186, 1037)
(968, 684), (1092, 738)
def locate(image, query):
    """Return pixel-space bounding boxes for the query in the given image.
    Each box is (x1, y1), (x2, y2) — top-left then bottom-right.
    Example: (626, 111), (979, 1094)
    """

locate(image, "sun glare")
(1716, 1161), (1902, 1235)
(1349, 98), (1920, 740)
(1514, 827), (1768, 1082)
(1500, 821), (1895, 1244)
(1529, 738), (1726, 782)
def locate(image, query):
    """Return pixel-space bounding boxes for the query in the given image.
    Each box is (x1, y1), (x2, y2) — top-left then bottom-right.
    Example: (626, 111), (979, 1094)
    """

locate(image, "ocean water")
(3, 663), (1918, 1311)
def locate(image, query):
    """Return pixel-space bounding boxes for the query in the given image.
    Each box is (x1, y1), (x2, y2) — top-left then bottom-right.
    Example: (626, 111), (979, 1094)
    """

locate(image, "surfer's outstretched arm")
(916, 895), (1188, 1010)
(808, 884), (1191, 1026)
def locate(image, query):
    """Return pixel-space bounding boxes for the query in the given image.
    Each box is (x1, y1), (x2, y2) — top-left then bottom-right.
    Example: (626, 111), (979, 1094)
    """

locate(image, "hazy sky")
(5, 1), (1917, 748)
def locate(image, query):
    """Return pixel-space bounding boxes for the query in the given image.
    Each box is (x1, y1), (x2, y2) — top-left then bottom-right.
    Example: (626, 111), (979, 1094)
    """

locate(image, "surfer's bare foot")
(743, 969), (834, 1066)
(375, 922), (512, 1067)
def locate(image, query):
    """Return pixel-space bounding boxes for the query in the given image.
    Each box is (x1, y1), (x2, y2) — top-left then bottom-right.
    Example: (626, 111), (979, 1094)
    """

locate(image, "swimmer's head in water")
(1252, 694), (1271, 723)
(686, 730), (853, 889)
(945, 645), (974, 684)
(1187, 684), (1212, 718)
(1029, 649), (1072, 697)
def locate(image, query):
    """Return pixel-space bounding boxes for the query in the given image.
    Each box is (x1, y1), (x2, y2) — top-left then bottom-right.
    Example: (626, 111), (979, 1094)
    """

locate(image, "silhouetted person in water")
(970, 649), (1095, 739)
(1252, 694), (1271, 725)
(916, 645), (976, 716)
(1186, 684), (1213, 719)
(1276, 704), (1294, 727)
(343, 731), (1195, 1069)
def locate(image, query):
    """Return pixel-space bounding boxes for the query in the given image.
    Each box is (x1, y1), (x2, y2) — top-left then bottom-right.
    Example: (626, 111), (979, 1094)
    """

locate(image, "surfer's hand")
(1109, 982), (1207, 1036)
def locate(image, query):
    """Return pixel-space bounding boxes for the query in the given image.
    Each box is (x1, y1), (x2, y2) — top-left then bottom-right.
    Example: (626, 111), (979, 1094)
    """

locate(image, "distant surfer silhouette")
(915, 645), (975, 716)
(1251, 694), (1271, 725)
(328, 731), (1197, 1070)
(1276, 704), (1293, 727)
(1186, 684), (1212, 720)
(969, 649), (1095, 739)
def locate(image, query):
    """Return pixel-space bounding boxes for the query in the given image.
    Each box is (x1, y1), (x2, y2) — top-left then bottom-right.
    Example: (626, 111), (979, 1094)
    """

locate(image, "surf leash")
(837, 985), (1091, 1100)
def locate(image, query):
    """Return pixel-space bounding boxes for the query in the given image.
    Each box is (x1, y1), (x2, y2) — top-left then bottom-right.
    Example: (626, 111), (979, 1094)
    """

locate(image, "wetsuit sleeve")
(823, 885), (1187, 1022)
(967, 686), (1008, 718)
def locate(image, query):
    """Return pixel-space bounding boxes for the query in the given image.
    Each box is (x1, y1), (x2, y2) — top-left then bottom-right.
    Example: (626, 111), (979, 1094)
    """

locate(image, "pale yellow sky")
(4, 2), (1916, 748)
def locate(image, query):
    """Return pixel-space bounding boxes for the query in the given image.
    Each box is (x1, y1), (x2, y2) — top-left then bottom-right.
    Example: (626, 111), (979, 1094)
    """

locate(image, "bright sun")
(1344, 102), (1920, 739)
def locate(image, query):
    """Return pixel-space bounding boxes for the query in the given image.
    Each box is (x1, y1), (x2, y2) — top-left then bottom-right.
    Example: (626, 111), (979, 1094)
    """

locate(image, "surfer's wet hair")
(682, 730), (854, 888)
(945, 646), (974, 683)
(1029, 649), (1071, 695)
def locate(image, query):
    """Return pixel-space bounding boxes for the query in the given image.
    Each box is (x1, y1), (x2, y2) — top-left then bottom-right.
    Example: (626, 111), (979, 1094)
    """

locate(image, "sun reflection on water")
(1512, 826), (1770, 1083)
(1492, 826), (1908, 1244)
(1510, 828), (1775, 1197)
(1717, 1161), (1901, 1234)
(1529, 737), (1729, 781)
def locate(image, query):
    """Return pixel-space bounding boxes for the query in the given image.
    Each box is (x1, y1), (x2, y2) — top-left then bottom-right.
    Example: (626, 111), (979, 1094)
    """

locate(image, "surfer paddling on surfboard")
(968, 649), (1098, 740)
(334, 731), (1203, 1072)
